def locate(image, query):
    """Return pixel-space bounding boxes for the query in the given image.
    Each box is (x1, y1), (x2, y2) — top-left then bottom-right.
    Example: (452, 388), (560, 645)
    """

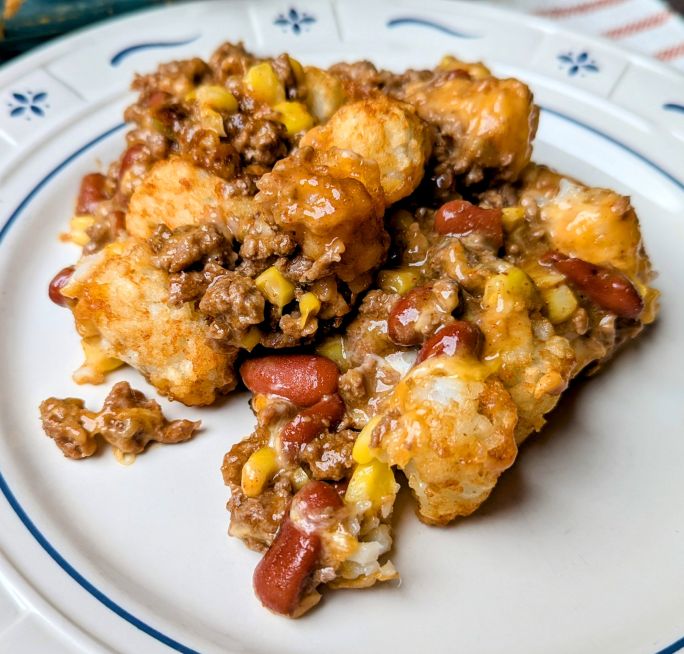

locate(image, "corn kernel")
(298, 292), (320, 327)
(241, 446), (279, 498)
(82, 337), (124, 374)
(240, 326), (261, 351)
(345, 460), (396, 511)
(274, 101), (314, 135)
(483, 267), (534, 311)
(245, 62), (285, 106)
(67, 215), (94, 246)
(316, 336), (347, 369)
(292, 466), (309, 490)
(352, 416), (383, 465)
(198, 107), (226, 136)
(377, 269), (420, 295)
(193, 85), (238, 112)
(501, 206), (525, 231)
(255, 266), (295, 308)
(541, 284), (578, 324)
(524, 262), (566, 290)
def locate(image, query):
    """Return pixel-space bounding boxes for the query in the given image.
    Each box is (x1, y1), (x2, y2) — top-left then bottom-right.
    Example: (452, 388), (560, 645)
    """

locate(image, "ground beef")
(83, 208), (126, 255)
(199, 271), (265, 341)
(238, 222), (296, 260)
(96, 382), (199, 453)
(39, 382), (200, 459)
(226, 113), (289, 167)
(208, 42), (257, 85)
(131, 57), (212, 99)
(222, 430), (293, 551)
(168, 263), (225, 306)
(149, 223), (235, 273)
(180, 128), (240, 180)
(342, 290), (398, 366)
(39, 397), (96, 459)
(300, 429), (356, 481)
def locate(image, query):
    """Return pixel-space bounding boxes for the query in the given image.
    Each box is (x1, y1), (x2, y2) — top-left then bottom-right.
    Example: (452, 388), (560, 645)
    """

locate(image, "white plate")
(1, 1), (683, 652)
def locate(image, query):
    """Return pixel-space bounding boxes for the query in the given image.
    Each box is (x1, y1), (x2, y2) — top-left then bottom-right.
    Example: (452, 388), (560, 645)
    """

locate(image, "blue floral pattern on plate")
(557, 51), (599, 77)
(274, 8), (316, 34)
(663, 102), (684, 114)
(7, 91), (49, 120)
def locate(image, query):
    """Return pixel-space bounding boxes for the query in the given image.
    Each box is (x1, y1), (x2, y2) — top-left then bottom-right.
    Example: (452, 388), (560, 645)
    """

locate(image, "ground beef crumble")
(39, 382), (200, 460)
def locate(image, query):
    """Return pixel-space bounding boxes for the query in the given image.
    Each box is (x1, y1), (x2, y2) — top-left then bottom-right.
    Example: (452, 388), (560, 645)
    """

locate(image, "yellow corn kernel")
(255, 266), (295, 308)
(352, 416), (383, 465)
(316, 335), (347, 369)
(298, 292), (320, 327)
(288, 56), (305, 84)
(240, 326), (261, 351)
(245, 62), (285, 106)
(82, 337), (124, 374)
(241, 446), (279, 498)
(483, 267), (534, 311)
(67, 215), (94, 246)
(104, 241), (126, 256)
(524, 262), (566, 290)
(291, 466), (309, 490)
(198, 106), (226, 137)
(345, 460), (396, 511)
(541, 284), (578, 324)
(274, 101), (314, 135)
(193, 85), (238, 112)
(501, 206), (525, 231)
(377, 269), (420, 295)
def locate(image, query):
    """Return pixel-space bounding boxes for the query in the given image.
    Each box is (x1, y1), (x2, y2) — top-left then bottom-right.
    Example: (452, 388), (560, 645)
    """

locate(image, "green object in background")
(1, 0), (173, 61)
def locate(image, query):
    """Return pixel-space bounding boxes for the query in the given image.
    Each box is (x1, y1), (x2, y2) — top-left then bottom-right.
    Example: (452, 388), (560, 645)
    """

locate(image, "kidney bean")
(293, 479), (345, 518)
(253, 518), (320, 617)
(240, 355), (339, 407)
(48, 266), (75, 307)
(279, 394), (345, 462)
(76, 173), (108, 215)
(253, 481), (343, 616)
(387, 286), (434, 346)
(540, 251), (643, 319)
(119, 144), (148, 182)
(416, 321), (483, 364)
(434, 199), (503, 249)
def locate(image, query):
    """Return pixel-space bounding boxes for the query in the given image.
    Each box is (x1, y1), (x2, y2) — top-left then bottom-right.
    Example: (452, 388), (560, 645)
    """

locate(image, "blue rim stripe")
(0, 111), (683, 654)
(386, 17), (481, 39)
(110, 36), (200, 67)
(0, 122), (198, 654)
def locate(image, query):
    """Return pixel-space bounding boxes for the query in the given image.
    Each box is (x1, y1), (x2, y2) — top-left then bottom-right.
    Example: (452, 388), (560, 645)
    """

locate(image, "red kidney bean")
(253, 481), (343, 616)
(119, 144), (148, 182)
(293, 480), (345, 518)
(434, 199), (503, 249)
(253, 518), (320, 617)
(240, 355), (339, 407)
(416, 321), (483, 364)
(76, 173), (108, 215)
(540, 251), (643, 319)
(48, 266), (75, 307)
(279, 394), (345, 462)
(387, 286), (434, 346)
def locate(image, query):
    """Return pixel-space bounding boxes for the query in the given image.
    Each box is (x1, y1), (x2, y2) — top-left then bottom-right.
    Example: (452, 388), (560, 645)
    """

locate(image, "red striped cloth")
(486, 0), (684, 69)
